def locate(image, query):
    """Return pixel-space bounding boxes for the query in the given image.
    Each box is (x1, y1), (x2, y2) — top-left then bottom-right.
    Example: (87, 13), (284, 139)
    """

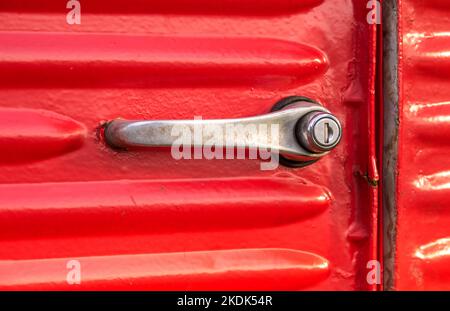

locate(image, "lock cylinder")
(296, 111), (342, 153)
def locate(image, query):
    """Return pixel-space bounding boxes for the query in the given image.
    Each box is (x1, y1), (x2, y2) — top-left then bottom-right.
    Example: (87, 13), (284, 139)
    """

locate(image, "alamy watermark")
(66, 259), (81, 285)
(367, 0), (381, 25)
(366, 260), (381, 285)
(170, 117), (280, 171)
(66, 0), (81, 25)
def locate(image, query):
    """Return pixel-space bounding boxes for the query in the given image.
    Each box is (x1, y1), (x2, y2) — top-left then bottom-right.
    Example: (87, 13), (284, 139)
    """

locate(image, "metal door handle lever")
(104, 96), (342, 167)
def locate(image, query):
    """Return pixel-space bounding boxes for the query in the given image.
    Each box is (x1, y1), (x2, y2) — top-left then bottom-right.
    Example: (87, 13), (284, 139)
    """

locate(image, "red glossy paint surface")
(395, 0), (450, 290)
(0, 33), (328, 88)
(0, 108), (86, 164)
(0, 249), (330, 290)
(0, 1), (378, 290)
(0, 0), (325, 15)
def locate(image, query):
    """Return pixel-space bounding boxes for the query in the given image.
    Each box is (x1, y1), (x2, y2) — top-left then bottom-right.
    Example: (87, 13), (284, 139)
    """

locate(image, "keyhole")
(323, 122), (333, 144)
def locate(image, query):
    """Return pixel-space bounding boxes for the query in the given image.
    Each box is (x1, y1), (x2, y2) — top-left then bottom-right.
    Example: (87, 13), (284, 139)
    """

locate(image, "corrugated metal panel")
(396, 0), (450, 290)
(0, 1), (377, 290)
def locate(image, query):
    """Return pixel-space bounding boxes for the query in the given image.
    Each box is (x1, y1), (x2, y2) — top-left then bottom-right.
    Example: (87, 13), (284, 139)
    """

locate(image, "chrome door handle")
(104, 96), (342, 167)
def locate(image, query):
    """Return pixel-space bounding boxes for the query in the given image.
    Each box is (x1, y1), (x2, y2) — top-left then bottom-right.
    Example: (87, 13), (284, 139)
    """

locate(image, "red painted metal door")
(0, 1), (379, 290)
(387, 0), (450, 290)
